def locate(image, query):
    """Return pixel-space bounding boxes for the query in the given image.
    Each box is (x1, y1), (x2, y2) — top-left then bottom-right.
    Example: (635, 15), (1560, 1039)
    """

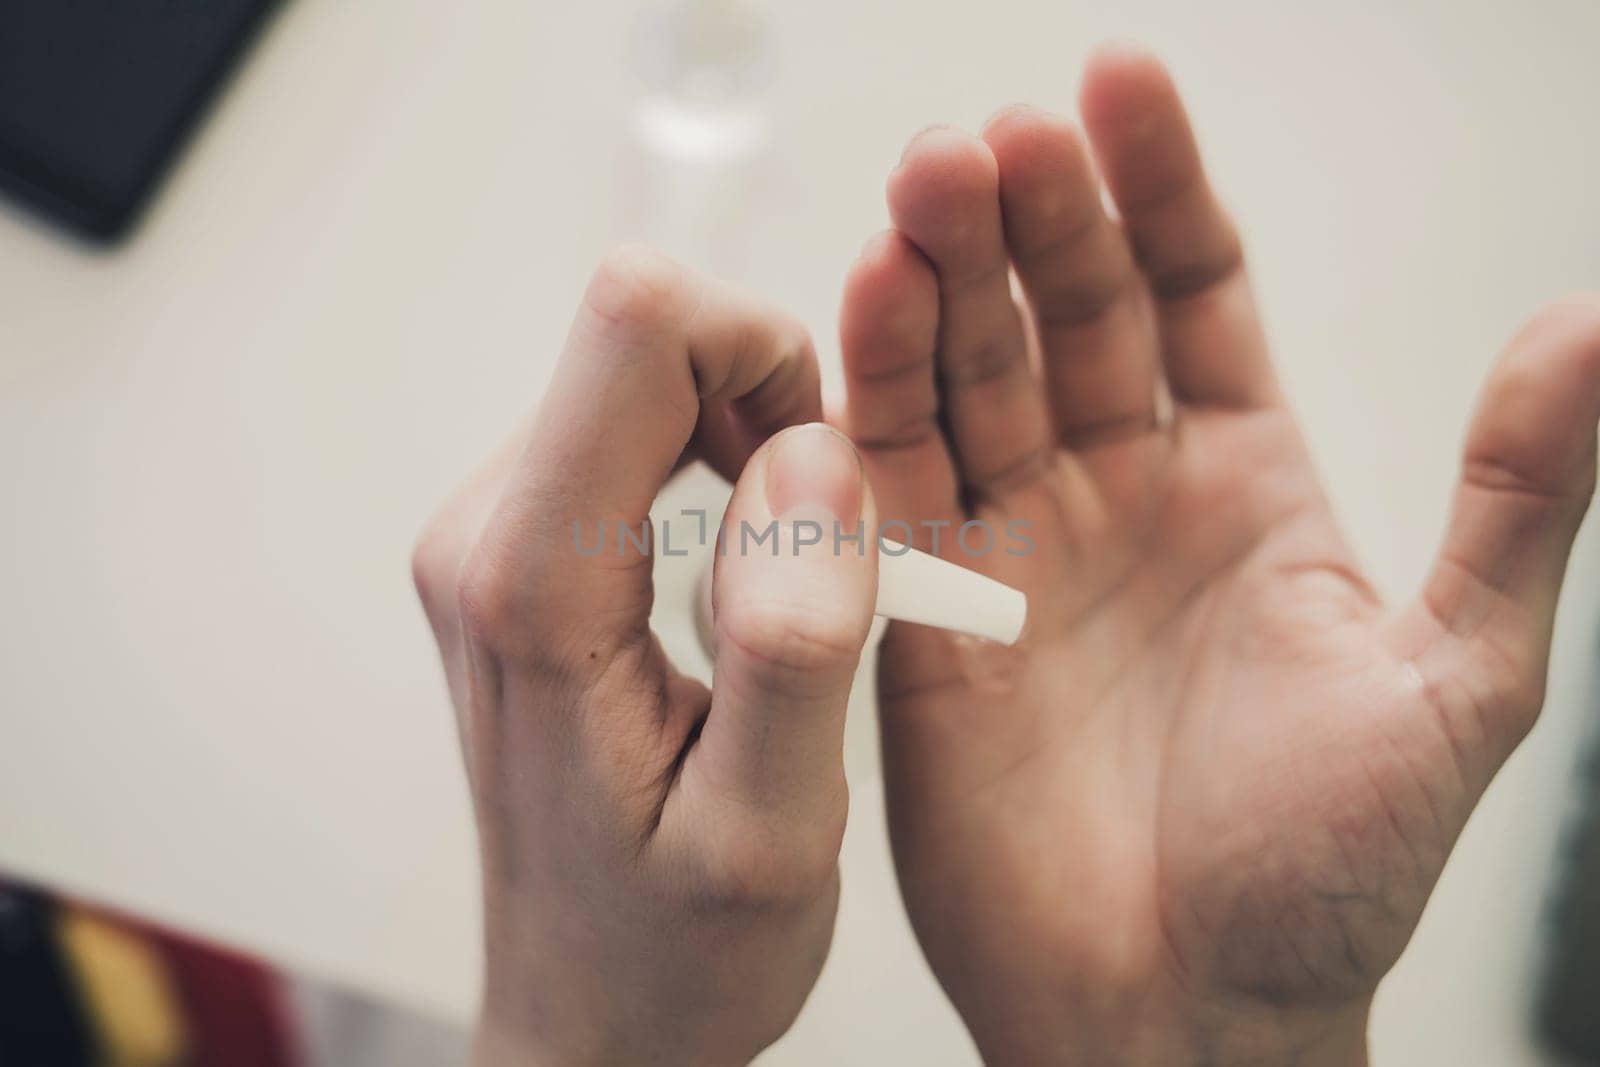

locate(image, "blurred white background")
(2, 1), (1598, 1063)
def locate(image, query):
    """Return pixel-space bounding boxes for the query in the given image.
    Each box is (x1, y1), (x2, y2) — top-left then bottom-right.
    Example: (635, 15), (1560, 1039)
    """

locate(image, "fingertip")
(1506, 294), (1600, 382)
(1084, 38), (1166, 71)
(891, 124), (998, 188)
(1495, 295), (1600, 421)
(887, 126), (1000, 247)
(980, 103), (1056, 144)
(582, 244), (694, 337)
(841, 230), (939, 373)
(837, 229), (959, 510)
(1078, 43), (1190, 178)
(981, 104), (1083, 165)
(1469, 294), (1600, 497)
(850, 227), (916, 278)
(1079, 40), (1176, 122)
(1078, 44), (1212, 234)
(980, 107), (1095, 230)
(893, 123), (980, 167)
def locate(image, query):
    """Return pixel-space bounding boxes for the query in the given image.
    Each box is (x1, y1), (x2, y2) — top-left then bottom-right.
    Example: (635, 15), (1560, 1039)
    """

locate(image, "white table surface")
(3, 2), (1598, 1063)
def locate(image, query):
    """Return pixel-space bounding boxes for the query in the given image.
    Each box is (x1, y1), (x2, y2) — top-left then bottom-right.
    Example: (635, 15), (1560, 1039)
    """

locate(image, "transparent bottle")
(619, 0), (777, 276)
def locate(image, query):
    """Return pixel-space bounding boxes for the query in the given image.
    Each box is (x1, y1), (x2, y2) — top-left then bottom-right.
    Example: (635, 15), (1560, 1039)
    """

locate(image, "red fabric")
(139, 925), (298, 1067)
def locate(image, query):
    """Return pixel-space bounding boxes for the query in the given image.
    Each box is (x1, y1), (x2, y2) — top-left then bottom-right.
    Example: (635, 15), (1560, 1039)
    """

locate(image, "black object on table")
(0, 0), (283, 243)
(0, 881), (93, 1066)
(1540, 676), (1600, 1063)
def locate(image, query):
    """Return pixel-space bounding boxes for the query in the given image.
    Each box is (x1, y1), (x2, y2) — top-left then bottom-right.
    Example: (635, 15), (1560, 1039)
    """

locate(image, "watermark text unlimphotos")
(573, 511), (1034, 559)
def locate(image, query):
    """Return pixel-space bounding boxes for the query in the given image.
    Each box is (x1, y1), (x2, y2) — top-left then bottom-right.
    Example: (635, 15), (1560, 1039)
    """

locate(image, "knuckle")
(759, 317), (818, 389)
(409, 513), (460, 618)
(953, 336), (1024, 387)
(717, 597), (864, 696)
(584, 245), (692, 338)
(720, 312), (819, 425)
(453, 542), (527, 648)
(1496, 668), (1549, 741)
(773, 314), (816, 364)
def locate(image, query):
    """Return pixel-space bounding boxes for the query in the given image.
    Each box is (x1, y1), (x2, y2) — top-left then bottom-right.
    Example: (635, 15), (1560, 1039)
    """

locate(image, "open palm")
(838, 45), (1600, 1064)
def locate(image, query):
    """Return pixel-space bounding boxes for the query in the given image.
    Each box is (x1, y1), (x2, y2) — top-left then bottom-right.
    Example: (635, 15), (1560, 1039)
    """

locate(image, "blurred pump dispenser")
(621, 0), (777, 276)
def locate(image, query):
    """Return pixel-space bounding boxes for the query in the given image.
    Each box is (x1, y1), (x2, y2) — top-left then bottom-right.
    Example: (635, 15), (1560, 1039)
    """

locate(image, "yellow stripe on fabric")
(56, 906), (188, 1067)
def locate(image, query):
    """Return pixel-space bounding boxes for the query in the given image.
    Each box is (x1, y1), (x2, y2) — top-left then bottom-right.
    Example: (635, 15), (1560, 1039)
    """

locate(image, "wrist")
(1165, 998), (1372, 1067)
(1281, 999), (1371, 1067)
(965, 996), (1370, 1067)
(470, 1012), (640, 1067)
(471, 999), (759, 1067)
(1193, 999), (1370, 1067)
(471, 999), (623, 1067)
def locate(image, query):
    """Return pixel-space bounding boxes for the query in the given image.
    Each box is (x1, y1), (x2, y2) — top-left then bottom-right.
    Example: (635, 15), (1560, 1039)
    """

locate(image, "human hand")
(413, 249), (879, 1066)
(838, 44), (1600, 1064)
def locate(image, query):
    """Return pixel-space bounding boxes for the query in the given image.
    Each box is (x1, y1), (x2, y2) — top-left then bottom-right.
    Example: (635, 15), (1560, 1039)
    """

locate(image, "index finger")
(464, 247), (822, 658)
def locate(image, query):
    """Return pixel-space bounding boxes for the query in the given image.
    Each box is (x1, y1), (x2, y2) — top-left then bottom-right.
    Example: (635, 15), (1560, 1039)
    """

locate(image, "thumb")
(1408, 297), (1600, 760)
(696, 423), (878, 824)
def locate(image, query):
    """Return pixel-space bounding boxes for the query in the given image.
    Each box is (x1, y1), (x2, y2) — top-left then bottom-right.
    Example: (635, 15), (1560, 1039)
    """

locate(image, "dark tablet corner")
(1539, 677), (1600, 1064)
(0, 0), (286, 245)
